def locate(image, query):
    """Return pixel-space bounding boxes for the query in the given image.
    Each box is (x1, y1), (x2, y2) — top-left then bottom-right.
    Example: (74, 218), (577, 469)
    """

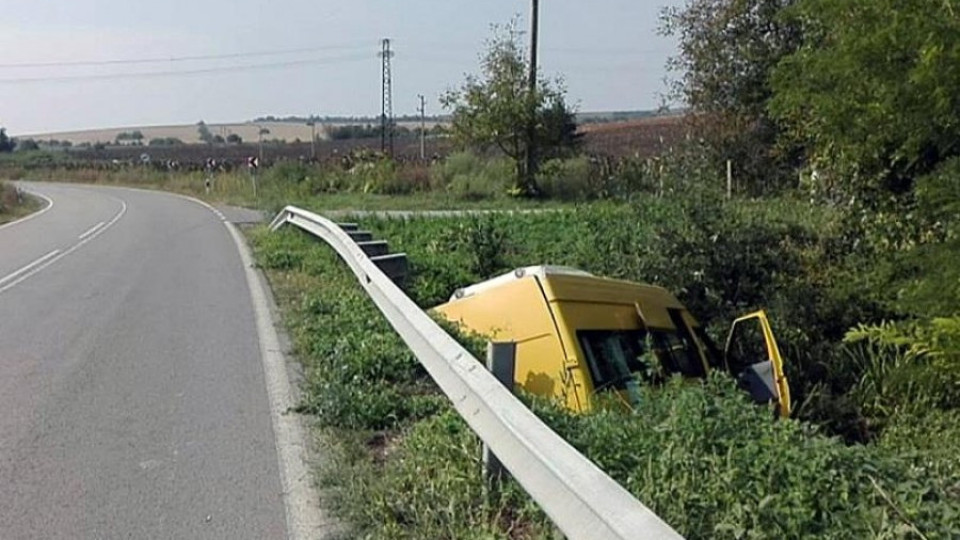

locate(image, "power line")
(0, 53), (371, 85)
(404, 41), (671, 56)
(0, 43), (369, 69)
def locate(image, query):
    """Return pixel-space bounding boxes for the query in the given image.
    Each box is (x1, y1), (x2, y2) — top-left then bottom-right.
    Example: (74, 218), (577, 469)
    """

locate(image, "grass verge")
(247, 215), (958, 539)
(0, 181), (42, 225)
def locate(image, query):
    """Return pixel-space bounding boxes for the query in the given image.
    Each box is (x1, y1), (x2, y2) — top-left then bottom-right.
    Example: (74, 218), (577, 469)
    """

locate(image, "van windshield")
(578, 328), (706, 391)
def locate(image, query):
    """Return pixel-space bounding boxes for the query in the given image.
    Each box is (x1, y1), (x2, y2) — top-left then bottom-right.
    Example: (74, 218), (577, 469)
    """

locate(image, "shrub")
(536, 157), (595, 200)
(531, 375), (959, 538)
(431, 151), (512, 200)
(323, 409), (551, 539)
(0, 181), (18, 213)
(844, 317), (960, 419)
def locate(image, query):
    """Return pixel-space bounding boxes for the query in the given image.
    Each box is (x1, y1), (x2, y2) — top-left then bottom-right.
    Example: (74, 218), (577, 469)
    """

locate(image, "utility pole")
(418, 94), (426, 160)
(379, 38), (395, 158)
(307, 119), (317, 160)
(525, 0), (540, 195)
(257, 127), (265, 165)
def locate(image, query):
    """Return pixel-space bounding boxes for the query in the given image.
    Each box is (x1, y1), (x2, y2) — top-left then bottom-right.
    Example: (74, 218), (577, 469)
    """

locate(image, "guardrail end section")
(269, 210), (290, 231)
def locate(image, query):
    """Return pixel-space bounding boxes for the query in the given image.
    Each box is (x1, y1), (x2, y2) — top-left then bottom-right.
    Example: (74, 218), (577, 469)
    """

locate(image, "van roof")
(450, 266), (593, 301)
(450, 265), (680, 305)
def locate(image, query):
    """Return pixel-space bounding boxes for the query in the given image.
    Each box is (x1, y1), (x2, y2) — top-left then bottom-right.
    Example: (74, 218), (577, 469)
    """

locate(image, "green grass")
(247, 226), (552, 539)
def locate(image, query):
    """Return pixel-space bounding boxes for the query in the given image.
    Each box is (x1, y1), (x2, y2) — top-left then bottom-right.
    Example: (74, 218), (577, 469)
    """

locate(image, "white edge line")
(78, 221), (106, 240)
(155, 191), (330, 540)
(0, 249), (60, 288)
(0, 188), (54, 232)
(224, 219), (332, 540)
(0, 198), (126, 296)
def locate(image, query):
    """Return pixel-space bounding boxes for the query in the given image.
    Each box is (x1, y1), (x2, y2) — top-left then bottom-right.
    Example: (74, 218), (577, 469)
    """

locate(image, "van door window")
(724, 311), (792, 417)
(726, 320), (767, 374)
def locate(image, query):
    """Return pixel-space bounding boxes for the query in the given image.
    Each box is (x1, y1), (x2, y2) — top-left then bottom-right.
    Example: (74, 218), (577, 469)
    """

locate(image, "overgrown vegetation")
(249, 205), (959, 537)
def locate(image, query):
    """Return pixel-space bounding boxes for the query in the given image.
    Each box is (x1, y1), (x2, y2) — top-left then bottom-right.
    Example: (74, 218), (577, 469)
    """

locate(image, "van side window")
(577, 330), (653, 391)
(648, 331), (704, 378)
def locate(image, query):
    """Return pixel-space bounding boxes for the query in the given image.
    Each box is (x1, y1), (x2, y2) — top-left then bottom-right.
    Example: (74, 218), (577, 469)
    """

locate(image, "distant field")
(23, 121), (433, 146)
(23, 122), (323, 145)
(12, 116), (687, 169)
(580, 115), (688, 157)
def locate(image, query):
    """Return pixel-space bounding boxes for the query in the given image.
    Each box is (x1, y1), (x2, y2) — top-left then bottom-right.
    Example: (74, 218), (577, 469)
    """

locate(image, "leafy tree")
(0, 129), (16, 153)
(660, 0), (803, 193)
(148, 137), (184, 147)
(17, 138), (39, 151)
(226, 133), (243, 144)
(115, 131), (143, 144)
(197, 121), (214, 144)
(441, 19), (579, 195)
(769, 0), (960, 195)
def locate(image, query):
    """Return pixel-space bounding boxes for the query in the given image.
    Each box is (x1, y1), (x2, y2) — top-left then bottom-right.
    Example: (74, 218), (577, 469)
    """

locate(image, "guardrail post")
(483, 342), (516, 495)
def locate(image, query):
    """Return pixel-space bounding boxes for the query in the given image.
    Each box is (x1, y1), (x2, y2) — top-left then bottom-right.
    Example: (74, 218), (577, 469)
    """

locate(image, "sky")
(0, 1), (685, 135)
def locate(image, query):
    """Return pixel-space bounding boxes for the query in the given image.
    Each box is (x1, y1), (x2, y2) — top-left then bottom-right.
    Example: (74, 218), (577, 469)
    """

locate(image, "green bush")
(844, 318), (960, 420)
(536, 157), (595, 201)
(431, 151), (512, 200)
(532, 375), (959, 538)
(0, 181), (16, 214)
(323, 409), (551, 539)
(880, 408), (960, 491)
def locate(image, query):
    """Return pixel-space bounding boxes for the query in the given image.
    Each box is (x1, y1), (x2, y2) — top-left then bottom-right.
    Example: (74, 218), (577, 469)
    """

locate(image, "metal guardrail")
(270, 206), (682, 540)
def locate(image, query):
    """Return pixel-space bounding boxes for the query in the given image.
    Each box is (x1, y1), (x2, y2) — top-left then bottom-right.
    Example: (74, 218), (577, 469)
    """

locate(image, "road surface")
(0, 184), (291, 539)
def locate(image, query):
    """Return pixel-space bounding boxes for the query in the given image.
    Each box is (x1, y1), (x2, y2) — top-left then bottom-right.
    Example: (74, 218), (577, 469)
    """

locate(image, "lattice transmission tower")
(378, 38), (395, 157)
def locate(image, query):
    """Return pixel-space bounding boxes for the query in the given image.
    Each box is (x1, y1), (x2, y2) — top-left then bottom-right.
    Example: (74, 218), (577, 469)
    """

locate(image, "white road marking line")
(78, 221), (106, 240)
(0, 198), (127, 296)
(165, 190), (332, 540)
(0, 249), (61, 288)
(0, 189), (54, 232)
(224, 220), (335, 540)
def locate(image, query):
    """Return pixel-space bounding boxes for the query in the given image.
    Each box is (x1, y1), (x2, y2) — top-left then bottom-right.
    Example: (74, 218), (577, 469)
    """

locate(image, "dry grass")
(22, 122), (322, 146)
(0, 181), (41, 224)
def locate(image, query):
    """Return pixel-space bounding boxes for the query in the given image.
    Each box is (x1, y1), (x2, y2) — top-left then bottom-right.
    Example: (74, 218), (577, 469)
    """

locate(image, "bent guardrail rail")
(270, 206), (682, 540)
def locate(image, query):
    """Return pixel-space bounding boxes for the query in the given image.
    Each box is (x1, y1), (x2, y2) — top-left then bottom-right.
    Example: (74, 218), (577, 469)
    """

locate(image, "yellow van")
(434, 266), (791, 417)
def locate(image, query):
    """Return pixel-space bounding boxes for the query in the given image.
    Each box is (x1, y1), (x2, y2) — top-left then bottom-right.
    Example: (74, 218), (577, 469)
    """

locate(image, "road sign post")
(248, 156), (259, 199)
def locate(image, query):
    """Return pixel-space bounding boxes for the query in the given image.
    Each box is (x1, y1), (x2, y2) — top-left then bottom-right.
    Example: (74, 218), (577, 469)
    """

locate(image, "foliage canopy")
(660, 0), (802, 193)
(0, 128), (15, 153)
(770, 0), (960, 193)
(442, 20), (579, 195)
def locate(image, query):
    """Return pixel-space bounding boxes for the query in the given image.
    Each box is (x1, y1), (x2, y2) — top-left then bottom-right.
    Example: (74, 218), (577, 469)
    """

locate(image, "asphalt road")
(0, 184), (287, 539)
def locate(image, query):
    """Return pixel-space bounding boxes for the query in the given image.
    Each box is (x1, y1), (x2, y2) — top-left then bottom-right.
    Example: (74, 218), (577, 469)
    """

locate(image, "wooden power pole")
(525, 0), (540, 195)
(418, 94), (426, 160)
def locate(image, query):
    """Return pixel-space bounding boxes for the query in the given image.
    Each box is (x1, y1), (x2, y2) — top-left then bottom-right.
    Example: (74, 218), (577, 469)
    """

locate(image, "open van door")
(724, 311), (791, 417)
